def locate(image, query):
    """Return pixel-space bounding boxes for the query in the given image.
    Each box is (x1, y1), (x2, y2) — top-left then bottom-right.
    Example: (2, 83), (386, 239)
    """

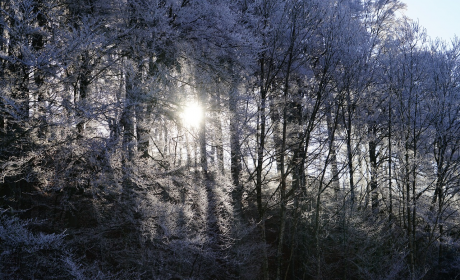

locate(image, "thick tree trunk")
(229, 82), (243, 215)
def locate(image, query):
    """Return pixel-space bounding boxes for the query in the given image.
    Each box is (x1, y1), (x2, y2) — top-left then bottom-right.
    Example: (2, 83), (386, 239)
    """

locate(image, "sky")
(401, 0), (459, 42)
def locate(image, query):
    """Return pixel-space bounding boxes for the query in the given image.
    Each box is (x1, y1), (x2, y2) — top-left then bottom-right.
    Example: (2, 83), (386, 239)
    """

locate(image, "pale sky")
(401, 0), (459, 42)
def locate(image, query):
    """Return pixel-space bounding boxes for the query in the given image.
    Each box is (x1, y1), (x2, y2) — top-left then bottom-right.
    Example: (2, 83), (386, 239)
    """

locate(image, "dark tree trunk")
(369, 125), (379, 214)
(229, 82), (243, 214)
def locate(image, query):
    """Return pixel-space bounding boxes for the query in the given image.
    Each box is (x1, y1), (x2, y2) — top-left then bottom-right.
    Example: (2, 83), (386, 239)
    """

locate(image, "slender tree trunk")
(369, 125), (379, 214)
(256, 58), (269, 280)
(198, 94), (208, 175)
(411, 102), (418, 276)
(291, 93), (306, 204)
(76, 51), (90, 138)
(276, 40), (294, 280)
(326, 107), (340, 198)
(405, 140), (415, 278)
(0, 98), (4, 137)
(314, 98), (340, 280)
(0, 13), (5, 137)
(163, 121), (169, 156)
(32, 3), (47, 139)
(199, 120), (208, 175)
(185, 130), (192, 170)
(388, 98), (393, 221)
(194, 137), (198, 171)
(121, 68), (137, 163)
(120, 64), (138, 241)
(270, 94), (282, 174)
(343, 97), (355, 205)
(215, 89), (224, 175)
(200, 103), (222, 262)
(315, 190), (322, 279)
(137, 103), (151, 158)
(432, 136), (446, 269)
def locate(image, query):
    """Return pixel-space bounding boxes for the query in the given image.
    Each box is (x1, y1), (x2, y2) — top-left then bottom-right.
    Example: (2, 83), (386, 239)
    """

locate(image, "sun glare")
(181, 102), (204, 128)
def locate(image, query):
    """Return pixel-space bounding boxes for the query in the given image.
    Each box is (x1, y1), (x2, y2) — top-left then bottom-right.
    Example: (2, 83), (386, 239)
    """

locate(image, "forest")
(1, 0), (460, 279)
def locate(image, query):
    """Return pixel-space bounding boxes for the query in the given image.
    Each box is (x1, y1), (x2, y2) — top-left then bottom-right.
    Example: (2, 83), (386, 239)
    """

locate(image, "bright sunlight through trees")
(181, 102), (204, 128)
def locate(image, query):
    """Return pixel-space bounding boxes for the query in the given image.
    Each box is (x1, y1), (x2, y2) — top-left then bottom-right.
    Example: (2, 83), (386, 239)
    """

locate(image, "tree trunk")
(76, 52), (91, 138)
(121, 66), (138, 164)
(229, 81), (243, 215)
(290, 94), (306, 203)
(137, 102), (151, 158)
(215, 89), (225, 175)
(405, 140), (415, 277)
(342, 96), (355, 206)
(369, 125), (379, 214)
(256, 57), (269, 280)
(32, 2), (47, 139)
(270, 94), (282, 174)
(326, 107), (340, 198)
(276, 48), (292, 280)
(199, 96), (208, 175)
(388, 98), (393, 221)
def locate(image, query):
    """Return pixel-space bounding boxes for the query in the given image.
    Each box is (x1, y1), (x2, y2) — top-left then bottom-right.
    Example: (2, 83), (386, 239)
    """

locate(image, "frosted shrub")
(0, 212), (79, 279)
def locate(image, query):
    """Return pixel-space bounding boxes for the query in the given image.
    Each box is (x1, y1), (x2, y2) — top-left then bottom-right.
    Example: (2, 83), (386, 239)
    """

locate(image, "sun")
(181, 102), (204, 128)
